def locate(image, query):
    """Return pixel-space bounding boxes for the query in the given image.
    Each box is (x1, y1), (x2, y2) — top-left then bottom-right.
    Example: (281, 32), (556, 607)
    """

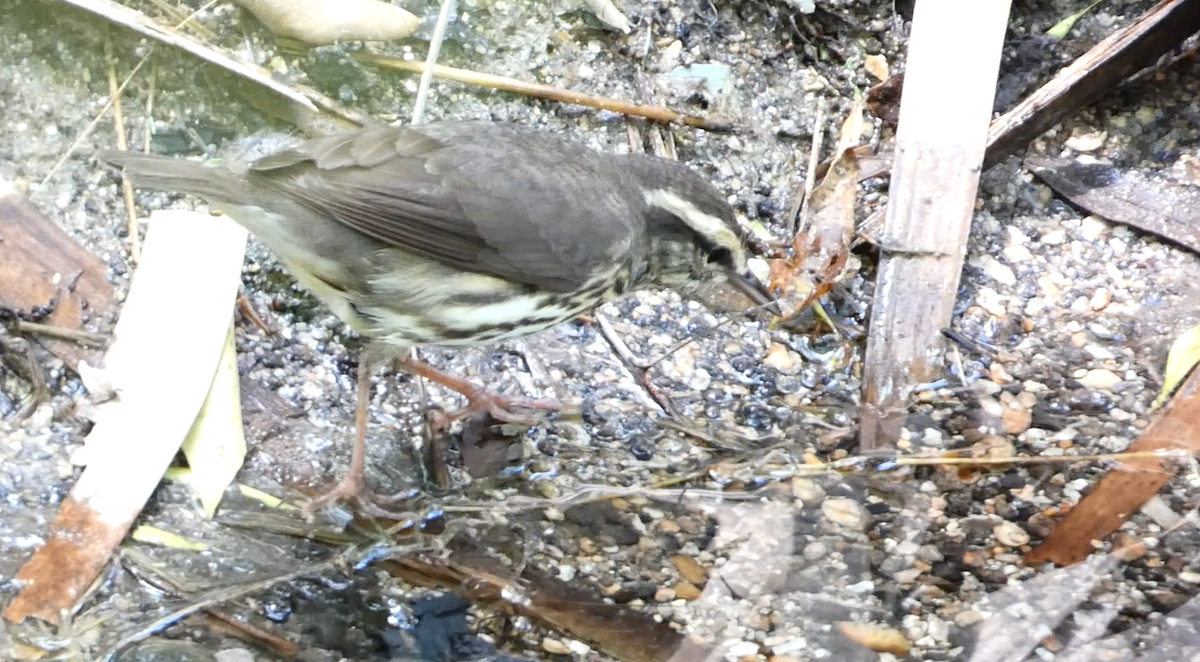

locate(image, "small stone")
(1002, 408), (1032, 435)
(1089, 288), (1112, 311)
(1179, 571), (1200, 584)
(802, 541), (828, 561)
(1079, 369), (1121, 391)
(542, 638), (571, 654)
(822, 497), (870, 530)
(1085, 344), (1115, 360)
(994, 521), (1031, 547)
(566, 640), (592, 656)
(1001, 244), (1033, 263)
(762, 343), (802, 375)
(975, 255), (1016, 285)
(214, 650), (255, 662)
(1064, 130), (1107, 152)
(671, 555), (708, 584)
(1040, 229), (1066, 245)
(790, 477), (825, 503)
(654, 586), (676, 602)
(1078, 215), (1109, 240)
(954, 609), (984, 627)
(726, 641), (759, 657)
(675, 581), (702, 600)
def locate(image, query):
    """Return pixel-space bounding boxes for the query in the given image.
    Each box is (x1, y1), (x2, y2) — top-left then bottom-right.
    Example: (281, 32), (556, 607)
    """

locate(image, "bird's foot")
(302, 472), (418, 522)
(450, 389), (561, 425)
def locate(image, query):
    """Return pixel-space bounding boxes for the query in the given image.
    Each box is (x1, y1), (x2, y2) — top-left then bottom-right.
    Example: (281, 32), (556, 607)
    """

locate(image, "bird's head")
(627, 156), (764, 305)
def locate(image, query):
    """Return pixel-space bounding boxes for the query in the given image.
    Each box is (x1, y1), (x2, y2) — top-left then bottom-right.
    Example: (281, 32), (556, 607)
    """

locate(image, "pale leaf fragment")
(179, 321), (246, 518)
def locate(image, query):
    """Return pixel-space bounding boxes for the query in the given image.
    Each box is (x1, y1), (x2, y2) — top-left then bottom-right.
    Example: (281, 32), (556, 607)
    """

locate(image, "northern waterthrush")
(101, 121), (758, 515)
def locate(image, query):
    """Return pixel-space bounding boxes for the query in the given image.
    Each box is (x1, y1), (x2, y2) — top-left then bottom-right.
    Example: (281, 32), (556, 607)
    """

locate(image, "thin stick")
(411, 0), (456, 124)
(594, 314), (670, 415)
(357, 53), (735, 132)
(793, 97), (826, 234)
(15, 321), (109, 347)
(106, 31), (141, 262)
(143, 59), (157, 155)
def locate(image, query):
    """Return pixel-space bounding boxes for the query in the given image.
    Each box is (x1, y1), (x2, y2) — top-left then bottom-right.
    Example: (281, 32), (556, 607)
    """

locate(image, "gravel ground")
(4, 0), (1200, 661)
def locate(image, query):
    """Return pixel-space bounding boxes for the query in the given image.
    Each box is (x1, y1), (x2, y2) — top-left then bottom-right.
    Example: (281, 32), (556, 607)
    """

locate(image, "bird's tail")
(97, 151), (252, 204)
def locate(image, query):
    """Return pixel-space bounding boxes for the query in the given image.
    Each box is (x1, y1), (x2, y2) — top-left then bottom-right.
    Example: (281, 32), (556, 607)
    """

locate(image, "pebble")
(1002, 408), (1032, 435)
(671, 555), (708, 584)
(822, 497), (870, 530)
(762, 343), (802, 375)
(214, 651), (255, 662)
(1078, 369), (1122, 390)
(1001, 244), (1033, 263)
(954, 609), (984, 627)
(567, 640), (592, 656)
(675, 581), (702, 600)
(994, 521), (1031, 547)
(654, 586), (677, 602)
(791, 477), (825, 503)
(1064, 130), (1106, 152)
(542, 638), (571, 654)
(1079, 215), (1109, 240)
(726, 640), (760, 658)
(1089, 288), (1112, 311)
(1040, 229), (1067, 247)
(802, 541), (828, 561)
(975, 255), (1016, 285)
(1085, 344), (1115, 360)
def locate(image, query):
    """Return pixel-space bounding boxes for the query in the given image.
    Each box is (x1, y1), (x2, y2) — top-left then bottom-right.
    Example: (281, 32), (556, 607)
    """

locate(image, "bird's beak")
(727, 269), (772, 307)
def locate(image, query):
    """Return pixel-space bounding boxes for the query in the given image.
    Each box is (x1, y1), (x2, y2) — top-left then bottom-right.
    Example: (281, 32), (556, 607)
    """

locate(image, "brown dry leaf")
(0, 183), (113, 370)
(1026, 366), (1200, 566)
(836, 622), (911, 655)
(769, 94), (865, 324)
(3, 210), (247, 624)
(231, 0), (419, 44)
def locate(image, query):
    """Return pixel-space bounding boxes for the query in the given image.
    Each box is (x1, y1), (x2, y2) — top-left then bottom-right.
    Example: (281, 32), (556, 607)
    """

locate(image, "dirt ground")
(4, 0), (1200, 660)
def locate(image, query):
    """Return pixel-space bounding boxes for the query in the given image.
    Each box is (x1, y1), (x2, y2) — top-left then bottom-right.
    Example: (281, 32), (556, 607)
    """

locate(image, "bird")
(100, 120), (760, 517)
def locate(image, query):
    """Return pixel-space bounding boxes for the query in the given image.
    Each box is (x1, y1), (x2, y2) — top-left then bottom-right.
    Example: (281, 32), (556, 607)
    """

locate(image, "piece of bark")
(1026, 156), (1200, 255)
(986, 0), (1200, 168)
(1026, 367), (1200, 566)
(0, 188), (113, 370)
(858, 0), (1012, 450)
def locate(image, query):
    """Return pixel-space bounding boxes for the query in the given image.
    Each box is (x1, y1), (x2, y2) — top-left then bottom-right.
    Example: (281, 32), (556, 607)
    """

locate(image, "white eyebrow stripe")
(643, 188), (747, 268)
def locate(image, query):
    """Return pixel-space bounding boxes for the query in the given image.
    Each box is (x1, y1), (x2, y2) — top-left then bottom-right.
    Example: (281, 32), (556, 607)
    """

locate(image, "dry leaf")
(232, 0), (419, 44)
(179, 321), (247, 518)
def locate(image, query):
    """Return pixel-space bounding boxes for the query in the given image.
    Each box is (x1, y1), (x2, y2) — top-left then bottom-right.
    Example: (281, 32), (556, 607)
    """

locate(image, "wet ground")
(4, 0), (1200, 660)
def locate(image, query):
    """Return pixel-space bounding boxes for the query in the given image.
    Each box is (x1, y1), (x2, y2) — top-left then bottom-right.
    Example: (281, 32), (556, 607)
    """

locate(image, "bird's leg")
(304, 345), (414, 520)
(397, 354), (559, 425)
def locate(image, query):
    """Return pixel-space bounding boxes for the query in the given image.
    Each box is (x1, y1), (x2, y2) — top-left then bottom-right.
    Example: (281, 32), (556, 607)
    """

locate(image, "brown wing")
(247, 122), (639, 293)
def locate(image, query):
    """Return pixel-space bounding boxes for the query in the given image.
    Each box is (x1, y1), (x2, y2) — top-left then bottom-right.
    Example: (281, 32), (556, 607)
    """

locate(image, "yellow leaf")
(180, 322), (246, 518)
(1155, 325), (1200, 409)
(131, 525), (208, 551)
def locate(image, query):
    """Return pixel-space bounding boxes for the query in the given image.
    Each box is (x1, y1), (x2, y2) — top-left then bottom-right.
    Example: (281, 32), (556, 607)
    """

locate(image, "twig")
(235, 292), (272, 335)
(40, 55), (150, 188)
(791, 97), (826, 234)
(355, 53), (736, 132)
(411, 0), (456, 124)
(14, 321), (108, 348)
(143, 59), (157, 155)
(594, 314), (670, 415)
(105, 30), (141, 262)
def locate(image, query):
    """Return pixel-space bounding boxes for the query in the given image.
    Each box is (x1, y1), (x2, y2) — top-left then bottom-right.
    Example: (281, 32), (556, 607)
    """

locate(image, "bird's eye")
(706, 247), (733, 267)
